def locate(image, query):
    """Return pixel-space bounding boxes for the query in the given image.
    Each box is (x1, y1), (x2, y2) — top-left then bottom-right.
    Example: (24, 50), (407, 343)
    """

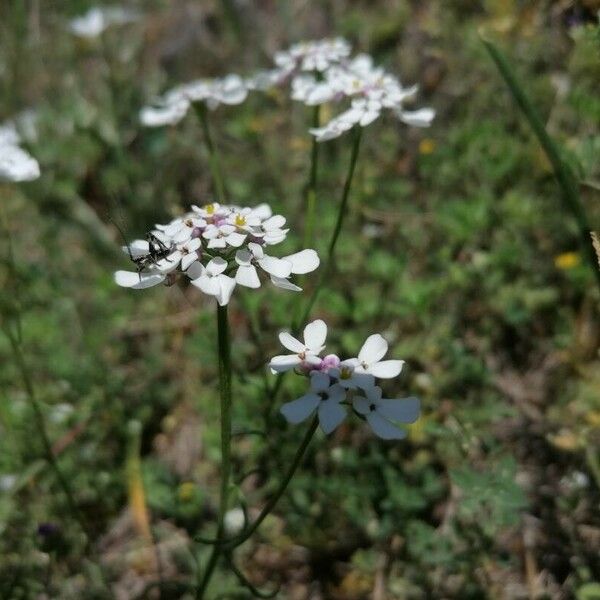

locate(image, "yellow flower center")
(235, 214), (246, 227)
(204, 203), (215, 215)
(340, 367), (352, 379)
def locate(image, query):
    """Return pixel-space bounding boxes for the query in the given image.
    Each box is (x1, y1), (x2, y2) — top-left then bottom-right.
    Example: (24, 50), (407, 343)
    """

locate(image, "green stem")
(482, 37), (600, 295)
(197, 303), (233, 598)
(193, 102), (227, 204)
(296, 126), (363, 330)
(303, 106), (321, 248)
(224, 416), (318, 550)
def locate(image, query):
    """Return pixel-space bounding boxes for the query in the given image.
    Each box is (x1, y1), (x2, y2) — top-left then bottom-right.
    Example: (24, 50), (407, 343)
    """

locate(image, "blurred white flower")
(114, 202), (319, 305)
(68, 6), (139, 38)
(224, 508), (246, 535)
(272, 320), (418, 439)
(0, 116), (40, 182)
(269, 320), (328, 373)
(353, 387), (419, 439)
(275, 38), (351, 73)
(140, 75), (248, 127)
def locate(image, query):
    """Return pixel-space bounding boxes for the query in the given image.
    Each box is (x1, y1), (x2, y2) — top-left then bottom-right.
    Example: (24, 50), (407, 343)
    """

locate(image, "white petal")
(216, 275), (236, 305)
(206, 257), (228, 276)
(358, 334), (388, 364)
(0, 145), (40, 182)
(303, 320), (327, 352)
(186, 261), (204, 280)
(235, 264), (260, 288)
(366, 412), (406, 440)
(369, 360), (404, 379)
(269, 354), (302, 374)
(397, 107), (435, 128)
(114, 270), (165, 289)
(318, 400), (346, 434)
(284, 249), (320, 274)
(258, 255), (292, 278)
(140, 100), (189, 127)
(279, 332), (305, 353)
(235, 249), (252, 266)
(280, 394), (320, 424)
(377, 397), (420, 423)
(191, 274), (220, 296)
(124, 240), (150, 258)
(270, 276), (301, 292)
(251, 203), (272, 220)
(262, 215), (286, 230)
(225, 232), (247, 247)
(181, 253), (197, 271)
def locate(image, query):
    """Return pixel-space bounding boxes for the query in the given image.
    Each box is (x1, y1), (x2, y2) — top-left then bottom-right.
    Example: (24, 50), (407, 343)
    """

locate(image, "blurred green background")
(1, 0), (599, 598)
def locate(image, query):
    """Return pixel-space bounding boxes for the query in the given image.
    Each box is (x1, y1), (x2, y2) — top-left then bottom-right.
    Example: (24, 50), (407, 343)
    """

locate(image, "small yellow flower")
(419, 138), (436, 155)
(554, 252), (580, 270)
(178, 482), (196, 502)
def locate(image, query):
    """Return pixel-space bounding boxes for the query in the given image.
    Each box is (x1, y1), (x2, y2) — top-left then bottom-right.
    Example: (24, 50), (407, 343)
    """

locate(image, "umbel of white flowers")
(270, 320), (420, 439)
(0, 118), (40, 182)
(114, 202), (320, 306)
(139, 37), (433, 138)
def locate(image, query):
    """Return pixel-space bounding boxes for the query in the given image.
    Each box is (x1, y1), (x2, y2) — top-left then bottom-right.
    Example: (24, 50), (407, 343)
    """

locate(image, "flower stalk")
(196, 303), (233, 597)
(303, 105), (321, 248)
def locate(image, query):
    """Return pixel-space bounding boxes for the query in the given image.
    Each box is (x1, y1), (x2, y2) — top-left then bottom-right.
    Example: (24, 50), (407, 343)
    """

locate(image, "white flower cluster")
(138, 37), (432, 139)
(140, 75), (248, 127)
(0, 120), (40, 182)
(270, 320), (419, 439)
(248, 38), (434, 141)
(68, 6), (139, 39)
(114, 202), (319, 305)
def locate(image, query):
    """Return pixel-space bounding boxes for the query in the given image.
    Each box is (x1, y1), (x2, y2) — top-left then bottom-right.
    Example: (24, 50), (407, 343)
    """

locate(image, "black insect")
(112, 218), (175, 277)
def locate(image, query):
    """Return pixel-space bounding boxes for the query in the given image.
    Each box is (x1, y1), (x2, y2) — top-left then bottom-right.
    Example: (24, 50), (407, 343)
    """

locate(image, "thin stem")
(482, 37), (600, 295)
(296, 126), (363, 330)
(302, 106), (321, 248)
(193, 102), (227, 204)
(196, 303), (233, 598)
(223, 416), (318, 550)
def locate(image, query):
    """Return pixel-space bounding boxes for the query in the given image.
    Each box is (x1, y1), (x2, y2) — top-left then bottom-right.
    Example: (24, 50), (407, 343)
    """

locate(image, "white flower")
(280, 372), (347, 434)
(291, 73), (340, 106)
(345, 334), (404, 379)
(269, 320), (327, 373)
(0, 145), (40, 182)
(276, 38), (351, 73)
(115, 203), (319, 305)
(189, 257), (236, 306)
(224, 508), (246, 535)
(353, 387), (419, 439)
(68, 6), (139, 38)
(140, 75), (248, 127)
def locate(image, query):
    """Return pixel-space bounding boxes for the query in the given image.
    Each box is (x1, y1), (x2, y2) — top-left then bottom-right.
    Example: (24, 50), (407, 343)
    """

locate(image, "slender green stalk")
(482, 37), (600, 294)
(303, 106), (321, 248)
(193, 103), (227, 203)
(196, 303), (233, 598)
(296, 126), (363, 330)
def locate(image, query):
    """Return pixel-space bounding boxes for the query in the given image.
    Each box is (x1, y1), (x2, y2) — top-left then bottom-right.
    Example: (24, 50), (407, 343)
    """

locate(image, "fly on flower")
(270, 320), (420, 439)
(114, 203), (320, 304)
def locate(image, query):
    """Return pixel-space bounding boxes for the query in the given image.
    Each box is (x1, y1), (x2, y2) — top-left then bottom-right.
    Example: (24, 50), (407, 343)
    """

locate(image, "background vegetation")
(1, 1), (599, 598)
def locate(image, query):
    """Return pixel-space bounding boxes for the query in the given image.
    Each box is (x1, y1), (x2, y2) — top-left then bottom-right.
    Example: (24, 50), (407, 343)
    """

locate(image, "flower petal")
(318, 400), (346, 434)
(366, 412), (406, 440)
(369, 360), (404, 379)
(310, 371), (331, 393)
(114, 270), (165, 289)
(279, 332), (305, 353)
(303, 320), (327, 352)
(235, 264), (260, 288)
(352, 396), (371, 415)
(216, 275), (236, 305)
(281, 394), (320, 424)
(397, 107), (435, 128)
(377, 397), (420, 423)
(284, 249), (320, 274)
(270, 275), (302, 292)
(358, 334), (388, 364)
(206, 257), (228, 276)
(258, 255), (292, 278)
(269, 354), (302, 373)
